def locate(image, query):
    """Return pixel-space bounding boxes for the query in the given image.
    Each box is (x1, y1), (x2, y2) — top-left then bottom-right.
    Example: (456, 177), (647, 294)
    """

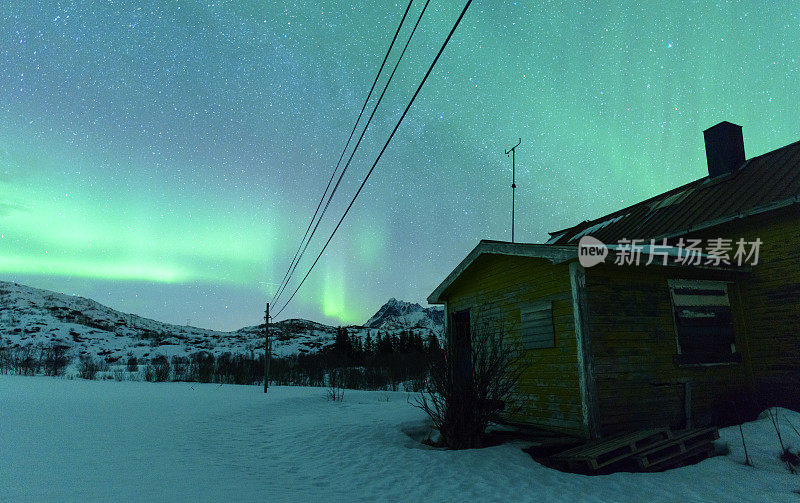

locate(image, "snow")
(2, 375), (798, 502)
(364, 298), (443, 331)
(557, 214), (629, 243)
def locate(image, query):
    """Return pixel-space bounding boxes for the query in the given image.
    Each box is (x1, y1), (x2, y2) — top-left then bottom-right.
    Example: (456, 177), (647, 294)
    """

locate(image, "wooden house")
(427, 122), (800, 439)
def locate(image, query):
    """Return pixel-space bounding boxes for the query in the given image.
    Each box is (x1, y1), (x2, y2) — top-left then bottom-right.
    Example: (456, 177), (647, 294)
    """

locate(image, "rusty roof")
(547, 139), (800, 245)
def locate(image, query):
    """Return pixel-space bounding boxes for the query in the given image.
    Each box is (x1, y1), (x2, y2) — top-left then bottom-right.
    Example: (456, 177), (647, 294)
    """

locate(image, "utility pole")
(505, 138), (521, 243)
(264, 302), (271, 393)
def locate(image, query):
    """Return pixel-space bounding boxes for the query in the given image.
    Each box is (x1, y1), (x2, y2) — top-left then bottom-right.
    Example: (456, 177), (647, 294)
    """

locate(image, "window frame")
(667, 279), (741, 366)
(520, 301), (555, 350)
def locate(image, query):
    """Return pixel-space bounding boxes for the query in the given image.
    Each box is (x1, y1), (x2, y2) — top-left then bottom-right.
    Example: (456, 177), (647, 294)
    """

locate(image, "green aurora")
(1, 1), (797, 329)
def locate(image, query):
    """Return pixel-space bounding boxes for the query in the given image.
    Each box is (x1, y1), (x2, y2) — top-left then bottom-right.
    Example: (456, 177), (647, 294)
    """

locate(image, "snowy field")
(1, 375), (798, 502)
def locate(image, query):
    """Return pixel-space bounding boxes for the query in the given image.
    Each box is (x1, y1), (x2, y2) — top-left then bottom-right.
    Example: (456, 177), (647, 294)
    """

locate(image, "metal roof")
(547, 139), (800, 245)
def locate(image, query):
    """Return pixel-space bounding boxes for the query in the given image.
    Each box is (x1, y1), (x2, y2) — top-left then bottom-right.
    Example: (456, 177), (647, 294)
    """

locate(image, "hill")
(0, 281), (443, 363)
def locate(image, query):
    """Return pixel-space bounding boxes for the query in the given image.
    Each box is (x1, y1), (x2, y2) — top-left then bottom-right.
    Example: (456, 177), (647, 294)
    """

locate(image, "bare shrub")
(326, 369), (345, 402)
(11, 346), (39, 375)
(0, 344), (10, 374)
(151, 355), (171, 382)
(407, 374), (428, 393)
(766, 408), (800, 473)
(78, 355), (100, 380)
(43, 344), (71, 376)
(113, 367), (126, 381)
(95, 358), (109, 372)
(126, 356), (138, 372)
(738, 423), (752, 466)
(412, 315), (526, 449)
(143, 364), (156, 382)
(214, 352), (261, 385)
(189, 352), (215, 383)
(171, 356), (188, 381)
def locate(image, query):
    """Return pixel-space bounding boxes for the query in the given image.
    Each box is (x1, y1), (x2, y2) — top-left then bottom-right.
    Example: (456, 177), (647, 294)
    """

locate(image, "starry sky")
(1, 1), (798, 330)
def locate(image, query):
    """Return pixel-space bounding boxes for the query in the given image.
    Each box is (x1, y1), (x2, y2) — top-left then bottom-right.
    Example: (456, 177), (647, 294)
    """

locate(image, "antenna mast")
(505, 138), (521, 242)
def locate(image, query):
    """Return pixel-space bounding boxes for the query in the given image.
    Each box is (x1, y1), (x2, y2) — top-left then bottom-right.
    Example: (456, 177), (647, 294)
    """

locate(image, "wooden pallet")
(651, 443), (716, 472)
(550, 428), (673, 473)
(633, 427), (719, 471)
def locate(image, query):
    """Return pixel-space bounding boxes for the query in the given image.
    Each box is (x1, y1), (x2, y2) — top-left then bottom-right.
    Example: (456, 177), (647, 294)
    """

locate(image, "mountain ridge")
(0, 281), (443, 361)
(364, 297), (444, 331)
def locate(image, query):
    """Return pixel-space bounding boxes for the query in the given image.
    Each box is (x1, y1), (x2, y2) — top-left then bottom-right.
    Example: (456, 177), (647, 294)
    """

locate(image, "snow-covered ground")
(1, 375), (798, 502)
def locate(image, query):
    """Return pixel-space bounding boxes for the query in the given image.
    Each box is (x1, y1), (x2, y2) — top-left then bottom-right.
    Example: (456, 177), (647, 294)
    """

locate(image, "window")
(668, 279), (740, 364)
(520, 301), (554, 349)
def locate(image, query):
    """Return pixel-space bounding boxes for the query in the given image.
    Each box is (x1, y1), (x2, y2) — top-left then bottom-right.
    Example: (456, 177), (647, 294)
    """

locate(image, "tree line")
(0, 327), (443, 391)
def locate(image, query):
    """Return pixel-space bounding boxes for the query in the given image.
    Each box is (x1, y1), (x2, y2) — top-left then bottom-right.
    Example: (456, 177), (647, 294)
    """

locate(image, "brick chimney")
(703, 121), (745, 178)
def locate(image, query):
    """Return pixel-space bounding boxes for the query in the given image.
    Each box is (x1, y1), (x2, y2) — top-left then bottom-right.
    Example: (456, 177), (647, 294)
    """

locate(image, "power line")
(274, 0), (431, 307)
(275, 0), (473, 318)
(272, 0), (413, 305)
(271, 0), (415, 306)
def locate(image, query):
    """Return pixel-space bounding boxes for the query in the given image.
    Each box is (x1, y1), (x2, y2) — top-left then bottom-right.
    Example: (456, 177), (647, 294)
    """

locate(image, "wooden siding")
(440, 254), (584, 436)
(584, 264), (751, 437)
(584, 205), (800, 435)
(687, 205), (800, 409)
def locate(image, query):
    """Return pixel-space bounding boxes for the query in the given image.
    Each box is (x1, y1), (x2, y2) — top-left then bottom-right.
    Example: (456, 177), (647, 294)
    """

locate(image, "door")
(452, 309), (473, 389)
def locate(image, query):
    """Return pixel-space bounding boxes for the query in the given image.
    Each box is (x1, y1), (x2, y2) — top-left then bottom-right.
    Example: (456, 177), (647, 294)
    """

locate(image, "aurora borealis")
(1, 1), (798, 330)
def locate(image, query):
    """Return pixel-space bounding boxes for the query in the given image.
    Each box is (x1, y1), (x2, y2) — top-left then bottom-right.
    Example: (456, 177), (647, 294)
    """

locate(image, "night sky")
(1, 1), (798, 330)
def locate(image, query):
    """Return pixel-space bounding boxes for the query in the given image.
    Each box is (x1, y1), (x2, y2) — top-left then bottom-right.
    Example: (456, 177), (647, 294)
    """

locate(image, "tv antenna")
(505, 138), (521, 242)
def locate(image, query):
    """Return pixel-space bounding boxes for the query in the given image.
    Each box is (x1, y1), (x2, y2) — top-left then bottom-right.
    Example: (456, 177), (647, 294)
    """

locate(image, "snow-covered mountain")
(0, 281), (442, 362)
(364, 298), (444, 331)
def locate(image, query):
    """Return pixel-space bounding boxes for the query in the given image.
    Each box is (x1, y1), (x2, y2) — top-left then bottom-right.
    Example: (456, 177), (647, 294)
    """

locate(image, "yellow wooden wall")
(436, 205), (799, 438)
(440, 253), (585, 436)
